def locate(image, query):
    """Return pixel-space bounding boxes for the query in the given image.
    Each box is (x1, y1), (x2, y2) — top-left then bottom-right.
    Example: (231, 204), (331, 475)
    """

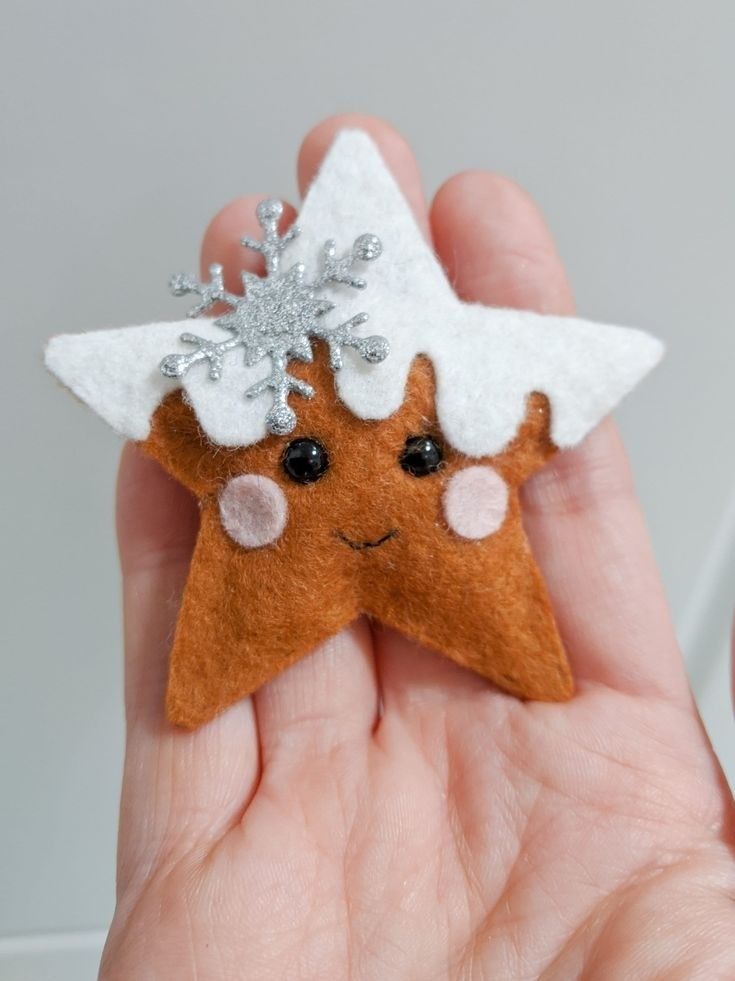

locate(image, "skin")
(101, 114), (735, 980)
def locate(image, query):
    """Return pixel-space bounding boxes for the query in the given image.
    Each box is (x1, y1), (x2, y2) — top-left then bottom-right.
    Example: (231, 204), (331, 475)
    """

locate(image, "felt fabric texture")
(45, 130), (664, 457)
(45, 321), (185, 441)
(44, 128), (666, 729)
(219, 474), (288, 549)
(143, 353), (572, 729)
(444, 466), (508, 540)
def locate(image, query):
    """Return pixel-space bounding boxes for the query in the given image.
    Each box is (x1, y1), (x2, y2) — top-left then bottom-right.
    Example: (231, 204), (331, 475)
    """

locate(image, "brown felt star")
(46, 130), (662, 729)
(144, 354), (573, 729)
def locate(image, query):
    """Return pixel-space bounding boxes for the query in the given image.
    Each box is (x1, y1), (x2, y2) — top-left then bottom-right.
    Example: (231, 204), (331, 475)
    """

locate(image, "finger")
(252, 115), (431, 767)
(115, 194), (295, 884)
(202, 187), (379, 765)
(429, 172), (686, 701)
(116, 445), (259, 897)
(117, 445), (199, 718)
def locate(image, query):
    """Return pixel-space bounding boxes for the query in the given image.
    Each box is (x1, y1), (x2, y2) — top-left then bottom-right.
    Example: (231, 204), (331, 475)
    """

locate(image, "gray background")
(2, 0), (734, 976)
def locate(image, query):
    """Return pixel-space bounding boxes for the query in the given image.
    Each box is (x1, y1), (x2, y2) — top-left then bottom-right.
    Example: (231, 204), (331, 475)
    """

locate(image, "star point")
(44, 128), (663, 728)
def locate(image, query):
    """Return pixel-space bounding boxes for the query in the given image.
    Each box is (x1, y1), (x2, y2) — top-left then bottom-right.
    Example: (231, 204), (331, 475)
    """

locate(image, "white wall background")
(1, 0), (733, 976)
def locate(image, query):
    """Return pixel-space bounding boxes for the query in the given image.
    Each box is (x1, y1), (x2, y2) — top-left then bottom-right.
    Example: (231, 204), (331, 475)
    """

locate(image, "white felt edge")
(45, 323), (185, 440)
(45, 129), (665, 455)
(45, 311), (663, 454)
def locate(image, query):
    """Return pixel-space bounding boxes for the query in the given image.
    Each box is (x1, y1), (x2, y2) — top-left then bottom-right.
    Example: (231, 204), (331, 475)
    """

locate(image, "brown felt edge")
(141, 354), (573, 728)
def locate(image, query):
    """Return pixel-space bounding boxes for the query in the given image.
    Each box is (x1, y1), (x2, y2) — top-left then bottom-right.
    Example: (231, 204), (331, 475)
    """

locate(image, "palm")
(101, 116), (735, 980)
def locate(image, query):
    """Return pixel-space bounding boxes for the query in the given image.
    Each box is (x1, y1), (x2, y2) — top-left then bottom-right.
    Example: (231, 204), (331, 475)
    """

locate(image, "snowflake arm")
(315, 233), (383, 290)
(160, 333), (242, 381)
(169, 263), (240, 318)
(311, 312), (390, 371)
(240, 199), (300, 276)
(245, 350), (316, 435)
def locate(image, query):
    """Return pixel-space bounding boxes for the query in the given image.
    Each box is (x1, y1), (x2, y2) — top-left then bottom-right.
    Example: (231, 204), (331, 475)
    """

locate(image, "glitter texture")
(160, 198), (388, 435)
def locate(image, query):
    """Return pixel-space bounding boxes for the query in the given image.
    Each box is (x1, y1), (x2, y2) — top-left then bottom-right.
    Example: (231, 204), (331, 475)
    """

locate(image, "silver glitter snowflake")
(159, 199), (389, 435)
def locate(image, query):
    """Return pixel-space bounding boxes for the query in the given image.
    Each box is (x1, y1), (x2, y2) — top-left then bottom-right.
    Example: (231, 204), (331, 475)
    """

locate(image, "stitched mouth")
(335, 529), (399, 551)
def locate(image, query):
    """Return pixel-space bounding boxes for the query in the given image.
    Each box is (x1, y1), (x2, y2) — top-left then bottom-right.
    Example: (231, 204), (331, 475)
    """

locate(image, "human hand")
(101, 114), (735, 980)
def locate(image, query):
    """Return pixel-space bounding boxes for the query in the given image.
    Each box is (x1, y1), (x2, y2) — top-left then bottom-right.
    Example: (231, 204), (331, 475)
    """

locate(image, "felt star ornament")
(46, 130), (663, 729)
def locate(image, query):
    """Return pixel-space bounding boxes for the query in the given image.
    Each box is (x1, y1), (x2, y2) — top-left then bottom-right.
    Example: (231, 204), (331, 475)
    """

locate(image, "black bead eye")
(400, 435), (443, 477)
(282, 437), (329, 484)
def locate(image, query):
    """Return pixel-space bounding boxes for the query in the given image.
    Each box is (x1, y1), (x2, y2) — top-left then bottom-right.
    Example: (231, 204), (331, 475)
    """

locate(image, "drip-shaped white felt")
(45, 129), (664, 456)
(444, 466), (509, 539)
(219, 475), (288, 548)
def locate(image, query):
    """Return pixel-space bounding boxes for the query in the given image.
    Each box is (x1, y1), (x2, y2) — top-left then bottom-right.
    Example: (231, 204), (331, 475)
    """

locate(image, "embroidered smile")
(335, 529), (399, 551)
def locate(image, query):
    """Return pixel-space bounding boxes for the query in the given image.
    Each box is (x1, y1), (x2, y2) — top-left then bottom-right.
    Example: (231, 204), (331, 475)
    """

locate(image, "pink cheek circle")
(219, 474), (288, 549)
(443, 465), (509, 540)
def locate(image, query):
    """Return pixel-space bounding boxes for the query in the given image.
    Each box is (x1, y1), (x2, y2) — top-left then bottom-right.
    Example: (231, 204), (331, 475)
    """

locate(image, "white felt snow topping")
(45, 129), (663, 456)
